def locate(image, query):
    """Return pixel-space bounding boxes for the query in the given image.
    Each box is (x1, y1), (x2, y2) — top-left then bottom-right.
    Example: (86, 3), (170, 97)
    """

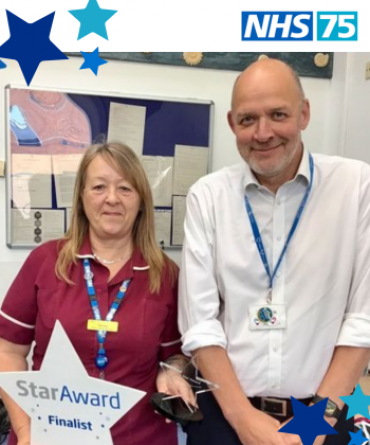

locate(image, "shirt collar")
(243, 146), (311, 192)
(76, 236), (150, 285)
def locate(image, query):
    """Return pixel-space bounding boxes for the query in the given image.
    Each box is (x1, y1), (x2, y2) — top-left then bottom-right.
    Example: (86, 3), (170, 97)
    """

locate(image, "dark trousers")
(184, 392), (354, 445)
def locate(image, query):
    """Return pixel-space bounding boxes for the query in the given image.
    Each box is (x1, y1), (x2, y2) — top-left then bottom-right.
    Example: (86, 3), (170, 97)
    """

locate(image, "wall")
(341, 53), (370, 163)
(0, 53), (348, 299)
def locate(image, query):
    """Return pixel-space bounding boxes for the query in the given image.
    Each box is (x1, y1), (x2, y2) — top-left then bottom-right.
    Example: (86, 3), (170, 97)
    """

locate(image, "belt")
(248, 396), (313, 419)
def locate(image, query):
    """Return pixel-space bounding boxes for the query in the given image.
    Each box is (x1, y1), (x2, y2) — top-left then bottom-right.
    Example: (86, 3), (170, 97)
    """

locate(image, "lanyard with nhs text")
(244, 153), (314, 303)
(83, 259), (131, 378)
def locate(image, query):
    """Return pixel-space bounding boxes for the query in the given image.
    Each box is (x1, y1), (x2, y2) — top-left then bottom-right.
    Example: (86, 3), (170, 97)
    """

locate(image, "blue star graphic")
(340, 384), (370, 420)
(0, 11), (68, 86)
(69, 0), (117, 40)
(80, 47), (107, 75)
(0, 59), (6, 69)
(279, 397), (338, 445)
(348, 430), (367, 445)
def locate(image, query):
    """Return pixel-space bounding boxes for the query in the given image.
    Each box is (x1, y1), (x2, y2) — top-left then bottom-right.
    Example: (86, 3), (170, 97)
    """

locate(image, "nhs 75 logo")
(317, 12), (357, 40)
(242, 12), (313, 40)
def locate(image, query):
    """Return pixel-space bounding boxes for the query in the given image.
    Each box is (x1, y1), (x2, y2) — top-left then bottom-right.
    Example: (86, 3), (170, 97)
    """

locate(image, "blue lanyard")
(244, 153), (314, 292)
(83, 259), (131, 376)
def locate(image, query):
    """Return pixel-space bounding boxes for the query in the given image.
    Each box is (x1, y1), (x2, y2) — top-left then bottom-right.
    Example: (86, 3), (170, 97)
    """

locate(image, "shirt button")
(277, 200), (281, 206)
(276, 271), (281, 278)
(271, 384), (278, 389)
(277, 236), (282, 241)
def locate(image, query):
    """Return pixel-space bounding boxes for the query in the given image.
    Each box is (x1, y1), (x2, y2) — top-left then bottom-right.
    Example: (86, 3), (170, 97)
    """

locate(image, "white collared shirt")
(179, 150), (370, 398)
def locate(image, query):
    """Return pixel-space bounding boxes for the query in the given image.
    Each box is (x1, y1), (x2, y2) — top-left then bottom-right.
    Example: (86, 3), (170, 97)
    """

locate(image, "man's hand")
(313, 436), (326, 445)
(279, 416), (328, 445)
(233, 408), (302, 445)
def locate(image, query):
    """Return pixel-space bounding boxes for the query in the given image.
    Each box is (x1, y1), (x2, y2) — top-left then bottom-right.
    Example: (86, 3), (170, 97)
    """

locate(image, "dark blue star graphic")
(340, 383), (370, 420)
(69, 0), (117, 40)
(0, 59), (6, 69)
(279, 397), (338, 445)
(0, 11), (68, 86)
(348, 429), (367, 445)
(79, 47), (107, 75)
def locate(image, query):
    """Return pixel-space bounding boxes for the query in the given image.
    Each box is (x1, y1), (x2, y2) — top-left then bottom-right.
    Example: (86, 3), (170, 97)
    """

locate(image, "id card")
(87, 320), (119, 332)
(249, 305), (286, 330)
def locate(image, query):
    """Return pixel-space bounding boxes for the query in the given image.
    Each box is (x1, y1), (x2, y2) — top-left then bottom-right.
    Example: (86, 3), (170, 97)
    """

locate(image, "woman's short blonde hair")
(56, 142), (175, 293)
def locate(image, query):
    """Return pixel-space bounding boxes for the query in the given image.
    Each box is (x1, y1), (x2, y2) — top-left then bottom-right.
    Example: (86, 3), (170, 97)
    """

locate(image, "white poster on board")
(107, 102), (146, 157)
(173, 145), (208, 195)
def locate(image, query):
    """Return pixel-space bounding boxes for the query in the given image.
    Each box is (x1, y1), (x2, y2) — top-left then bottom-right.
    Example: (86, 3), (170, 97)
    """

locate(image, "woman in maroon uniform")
(0, 142), (190, 445)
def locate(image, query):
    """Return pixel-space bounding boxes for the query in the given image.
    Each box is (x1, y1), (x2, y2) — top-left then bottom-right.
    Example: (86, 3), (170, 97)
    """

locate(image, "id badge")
(249, 305), (286, 330)
(87, 320), (119, 332)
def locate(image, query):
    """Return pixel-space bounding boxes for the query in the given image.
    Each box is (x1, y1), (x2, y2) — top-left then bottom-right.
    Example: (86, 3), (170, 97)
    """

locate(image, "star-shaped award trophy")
(150, 355), (219, 426)
(0, 322), (145, 445)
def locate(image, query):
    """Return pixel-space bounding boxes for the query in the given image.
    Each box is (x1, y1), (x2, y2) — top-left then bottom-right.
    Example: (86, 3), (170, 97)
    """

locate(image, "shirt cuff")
(336, 315), (370, 347)
(181, 320), (227, 355)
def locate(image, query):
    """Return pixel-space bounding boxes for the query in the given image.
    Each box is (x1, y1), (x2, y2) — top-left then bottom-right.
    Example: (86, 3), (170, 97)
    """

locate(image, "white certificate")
(52, 154), (84, 208)
(66, 208), (73, 231)
(154, 210), (172, 248)
(107, 102), (146, 157)
(173, 145), (208, 196)
(141, 156), (173, 207)
(171, 196), (187, 246)
(12, 209), (65, 245)
(12, 154), (52, 211)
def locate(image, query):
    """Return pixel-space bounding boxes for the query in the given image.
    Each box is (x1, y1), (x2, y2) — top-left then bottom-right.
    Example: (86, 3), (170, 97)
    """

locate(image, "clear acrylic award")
(150, 355), (219, 426)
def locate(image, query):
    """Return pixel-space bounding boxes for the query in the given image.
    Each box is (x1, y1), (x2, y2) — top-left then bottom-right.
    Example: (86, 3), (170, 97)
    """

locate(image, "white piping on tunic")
(0, 310), (35, 329)
(161, 339), (181, 347)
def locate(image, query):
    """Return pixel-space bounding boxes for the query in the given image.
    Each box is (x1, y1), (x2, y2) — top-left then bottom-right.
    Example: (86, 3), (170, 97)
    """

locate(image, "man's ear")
(300, 99), (310, 130)
(227, 110), (236, 134)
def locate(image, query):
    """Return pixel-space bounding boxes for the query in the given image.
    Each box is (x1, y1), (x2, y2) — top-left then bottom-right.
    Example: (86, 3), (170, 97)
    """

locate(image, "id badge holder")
(249, 305), (287, 330)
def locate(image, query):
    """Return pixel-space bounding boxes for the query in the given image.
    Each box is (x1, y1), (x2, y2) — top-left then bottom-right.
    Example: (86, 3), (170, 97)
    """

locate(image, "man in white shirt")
(178, 59), (370, 445)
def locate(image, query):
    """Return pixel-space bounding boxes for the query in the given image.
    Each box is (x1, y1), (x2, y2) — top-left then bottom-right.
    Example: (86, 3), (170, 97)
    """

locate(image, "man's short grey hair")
(292, 68), (305, 101)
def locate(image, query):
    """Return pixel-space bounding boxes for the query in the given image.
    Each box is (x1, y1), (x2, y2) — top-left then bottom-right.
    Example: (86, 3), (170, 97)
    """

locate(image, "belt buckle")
(261, 397), (287, 417)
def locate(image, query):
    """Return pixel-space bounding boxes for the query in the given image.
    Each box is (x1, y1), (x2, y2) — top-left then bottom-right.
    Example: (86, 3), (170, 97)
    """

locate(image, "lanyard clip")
(267, 289), (272, 304)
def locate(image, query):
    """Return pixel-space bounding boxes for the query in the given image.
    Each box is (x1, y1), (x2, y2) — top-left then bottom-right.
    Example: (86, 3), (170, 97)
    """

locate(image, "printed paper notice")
(66, 208), (73, 231)
(12, 154), (52, 212)
(171, 196), (186, 246)
(52, 154), (83, 208)
(108, 102), (146, 157)
(142, 156), (173, 207)
(154, 210), (172, 248)
(12, 209), (65, 245)
(173, 145), (208, 195)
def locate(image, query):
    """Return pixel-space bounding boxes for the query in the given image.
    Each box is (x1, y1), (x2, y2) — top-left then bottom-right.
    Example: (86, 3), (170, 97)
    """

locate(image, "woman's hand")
(14, 423), (31, 445)
(155, 363), (197, 423)
(157, 368), (197, 405)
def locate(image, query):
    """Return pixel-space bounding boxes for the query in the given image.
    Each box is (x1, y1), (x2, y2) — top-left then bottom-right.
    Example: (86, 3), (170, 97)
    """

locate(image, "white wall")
(341, 53), (370, 163)
(0, 53), (348, 299)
